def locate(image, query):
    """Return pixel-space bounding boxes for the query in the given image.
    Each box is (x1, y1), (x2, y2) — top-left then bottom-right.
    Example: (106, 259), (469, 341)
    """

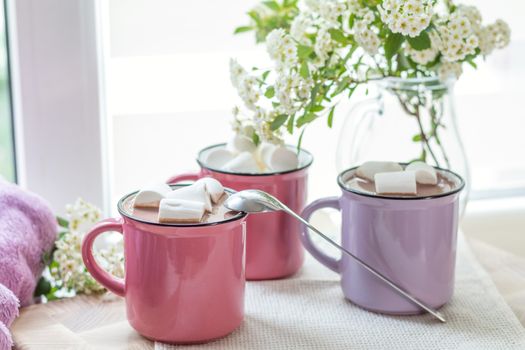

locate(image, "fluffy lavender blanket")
(0, 180), (57, 349)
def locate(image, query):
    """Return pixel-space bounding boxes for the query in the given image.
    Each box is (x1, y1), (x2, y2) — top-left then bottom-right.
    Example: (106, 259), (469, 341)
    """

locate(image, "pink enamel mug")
(82, 185), (247, 344)
(167, 143), (313, 280)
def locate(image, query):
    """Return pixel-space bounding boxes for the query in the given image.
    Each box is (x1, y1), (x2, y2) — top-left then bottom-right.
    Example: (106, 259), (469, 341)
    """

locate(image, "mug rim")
(117, 184), (248, 227)
(196, 143), (314, 177)
(337, 164), (465, 200)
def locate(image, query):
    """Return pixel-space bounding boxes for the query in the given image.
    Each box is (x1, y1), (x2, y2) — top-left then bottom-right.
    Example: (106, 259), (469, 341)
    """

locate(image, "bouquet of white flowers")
(230, 0), (510, 163)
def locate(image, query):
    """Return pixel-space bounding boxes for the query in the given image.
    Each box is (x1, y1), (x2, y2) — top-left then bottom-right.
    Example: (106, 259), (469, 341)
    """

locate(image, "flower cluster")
(354, 14), (381, 55)
(266, 28), (298, 70)
(232, 0), (511, 144)
(435, 13), (478, 62)
(305, 0), (346, 25)
(290, 14), (313, 45)
(230, 59), (261, 111)
(478, 19), (511, 55)
(42, 199), (124, 298)
(378, 0), (433, 38)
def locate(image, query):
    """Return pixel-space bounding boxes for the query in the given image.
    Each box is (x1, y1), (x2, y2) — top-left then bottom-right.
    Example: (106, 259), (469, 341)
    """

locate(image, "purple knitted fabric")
(0, 284), (18, 350)
(0, 179), (57, 349)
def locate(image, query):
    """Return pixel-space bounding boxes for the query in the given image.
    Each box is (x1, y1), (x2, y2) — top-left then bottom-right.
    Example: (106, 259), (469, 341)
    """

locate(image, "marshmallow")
(223, 152), (260, 173)
(134, 182), (172, 208)
(165, 183), (212, 212)
(374, 171), (417, 195)
(405, 161), (438, 185)
(255, 142), (276, 171)
(158, 198), (205, 223)
(202, 148), (235, 169)
(226, 134), (256, 154)
(266, 146), (299, 172)
(195, 177), (224, 204)
(356, 161), (403, 181)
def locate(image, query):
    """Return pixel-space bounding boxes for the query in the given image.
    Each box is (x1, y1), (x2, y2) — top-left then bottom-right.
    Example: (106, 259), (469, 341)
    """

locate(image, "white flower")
(237, 75), (261, 111)
(307, 0), (346, 25)
(290, 14), (313, 45)
(66, 198), (101, 235)
(230, 62), (245, 84)
(456, 5), (482, 32)
(354, 21), (380, 55)
(378, 0), (432, 37)
(266, 29), (298, 70)
(478, 19), (511, 55)
(362, 11), (375, 25)
(438, 61), (463, 81)
(437, 15), (477, 62)
(229, 59), (246, 89)
(314, 26), (334, 63)
(252, 107), (283, 143)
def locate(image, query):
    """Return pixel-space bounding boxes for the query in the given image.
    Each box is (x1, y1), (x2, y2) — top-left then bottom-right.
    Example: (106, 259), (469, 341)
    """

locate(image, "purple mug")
(300, 166), (465, 315)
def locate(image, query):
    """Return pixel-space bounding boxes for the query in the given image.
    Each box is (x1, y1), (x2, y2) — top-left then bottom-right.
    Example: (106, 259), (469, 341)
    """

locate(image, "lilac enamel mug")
(300, 165), (465, 315)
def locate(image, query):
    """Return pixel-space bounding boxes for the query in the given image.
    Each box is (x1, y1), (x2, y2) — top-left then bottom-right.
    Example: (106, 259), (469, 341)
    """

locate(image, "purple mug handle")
(300, 197), (342, 273)
(166, 172), (201, 184)
(82, 218), (125, 297)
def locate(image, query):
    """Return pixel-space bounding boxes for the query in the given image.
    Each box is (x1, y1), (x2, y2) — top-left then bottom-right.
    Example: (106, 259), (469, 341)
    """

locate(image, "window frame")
(6, 0), (110, 214)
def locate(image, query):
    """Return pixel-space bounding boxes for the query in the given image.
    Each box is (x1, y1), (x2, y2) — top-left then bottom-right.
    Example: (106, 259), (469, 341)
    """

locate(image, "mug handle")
(82, 218), (125, 297)
(300, 197), (342, 273)
(166, 172), (201, 184)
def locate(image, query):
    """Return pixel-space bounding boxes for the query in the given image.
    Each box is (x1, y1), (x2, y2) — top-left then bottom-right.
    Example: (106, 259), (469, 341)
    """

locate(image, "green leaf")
(310, 105), (324, 112)
(270, 114), (288, 130)
(234, 26), (253, 34)
(297, 45), (313, 59)
(296, 113), (317, 128)
(262, 0), (280, 11)
(466, 59), (477, 69)
(384, 32), (404, 60)
(299, 61), (309, 78)
(407, 31), (431, 51)
(34, 276), (52, 297)
(252, 132), (260, 146)
(327, 106), (335, 128)
(264, 86), (275, 98)
(348, 14), (355, 29)
(287, 115), (295, 134)
(412, 134), (422, 142)
(296, 128), (306, 153)
(328, 29), (347, 44)
(332, 76), (350, 97)
(57, 216), (69, 228)
(261, 70), (271, 81)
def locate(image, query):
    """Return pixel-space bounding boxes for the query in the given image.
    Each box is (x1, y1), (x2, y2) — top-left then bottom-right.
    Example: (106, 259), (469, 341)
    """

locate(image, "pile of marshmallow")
(356, 161), (437, 195)
(202, 135), (299, 173)
(133, 178), (225, 223)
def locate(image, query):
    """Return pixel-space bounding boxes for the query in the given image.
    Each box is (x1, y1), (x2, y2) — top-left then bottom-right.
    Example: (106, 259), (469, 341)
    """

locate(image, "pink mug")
(167, 143), (313, 280)
(82, 185), (247, 344)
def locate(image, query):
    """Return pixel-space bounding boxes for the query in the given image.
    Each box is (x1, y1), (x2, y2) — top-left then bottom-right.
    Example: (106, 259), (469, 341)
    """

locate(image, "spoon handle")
(281, 206), (446, 323)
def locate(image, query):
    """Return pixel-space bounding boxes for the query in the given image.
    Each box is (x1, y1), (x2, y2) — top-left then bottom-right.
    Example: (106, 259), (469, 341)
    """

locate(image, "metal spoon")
(225, 189), (446, 323)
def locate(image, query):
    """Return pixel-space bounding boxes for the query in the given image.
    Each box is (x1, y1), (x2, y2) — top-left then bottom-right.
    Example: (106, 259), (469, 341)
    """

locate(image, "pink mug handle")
(82, 218), (125, 297)
(166, 171), (201, 184)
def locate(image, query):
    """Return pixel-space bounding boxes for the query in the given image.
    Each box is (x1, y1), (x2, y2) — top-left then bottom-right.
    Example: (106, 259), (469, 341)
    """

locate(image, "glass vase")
(336, 77), (470, 215)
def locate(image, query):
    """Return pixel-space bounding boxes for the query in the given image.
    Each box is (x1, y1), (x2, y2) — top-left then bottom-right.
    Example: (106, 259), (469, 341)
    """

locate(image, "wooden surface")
(11, 238), (525, 350)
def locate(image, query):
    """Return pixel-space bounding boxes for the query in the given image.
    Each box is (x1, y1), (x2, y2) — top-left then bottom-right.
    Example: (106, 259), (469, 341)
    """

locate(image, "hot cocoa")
(343, 163), (458, 198)
(121, 189), (240, 224)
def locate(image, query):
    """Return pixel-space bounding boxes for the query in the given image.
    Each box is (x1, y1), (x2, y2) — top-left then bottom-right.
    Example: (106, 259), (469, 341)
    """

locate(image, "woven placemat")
(156, 234), (525, 349)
